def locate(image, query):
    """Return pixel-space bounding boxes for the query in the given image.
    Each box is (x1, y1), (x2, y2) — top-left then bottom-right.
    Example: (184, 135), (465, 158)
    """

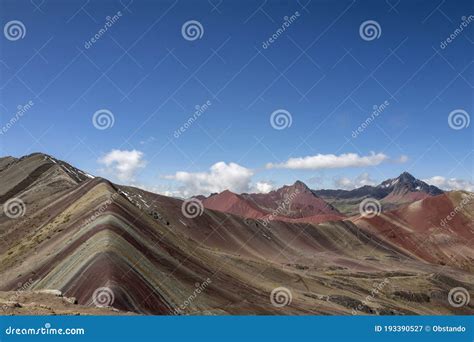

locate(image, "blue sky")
(0, 0), (472, 195)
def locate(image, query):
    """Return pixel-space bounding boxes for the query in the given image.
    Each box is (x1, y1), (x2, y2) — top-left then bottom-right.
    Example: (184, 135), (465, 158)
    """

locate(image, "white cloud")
(253, 181), (275, 193)
(133, 184), (183, 198)
(98, 149), (146, 182)
(165, 162), (254, 196)
(266, 152), (388, 170)
(423, 176), (474, 192)
(334, 172), (377, 190)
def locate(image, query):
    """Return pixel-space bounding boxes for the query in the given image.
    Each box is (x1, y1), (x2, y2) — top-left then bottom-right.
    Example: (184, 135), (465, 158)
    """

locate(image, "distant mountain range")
(0, 153), (472, 316)
(201, 172), (444, 220)
(203, 180), (343, 225)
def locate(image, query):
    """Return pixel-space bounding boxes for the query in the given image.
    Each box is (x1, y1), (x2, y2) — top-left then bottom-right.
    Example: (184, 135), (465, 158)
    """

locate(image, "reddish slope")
(203, 190), (267, 219)
(352, 192), (474, 270)
(202, 181), (344, 224)
(2, 153), (473, 316)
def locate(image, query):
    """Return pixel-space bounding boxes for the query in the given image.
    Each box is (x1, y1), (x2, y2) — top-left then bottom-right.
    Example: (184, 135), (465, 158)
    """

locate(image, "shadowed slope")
(0, 154), (472, 315)
(1, 178), (223, 314)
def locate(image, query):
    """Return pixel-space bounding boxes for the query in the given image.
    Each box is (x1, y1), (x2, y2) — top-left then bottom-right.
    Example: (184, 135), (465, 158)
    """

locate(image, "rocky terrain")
(203, 180), (344, 224)
(0, 153), (472, 315)
(0, 290), (133, 315)
(314, 172), (444, 215)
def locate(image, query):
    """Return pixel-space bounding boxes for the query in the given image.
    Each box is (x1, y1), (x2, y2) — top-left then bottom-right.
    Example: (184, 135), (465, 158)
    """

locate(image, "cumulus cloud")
(164, 163), (277, 196)
(423, 176), (474, 192)
(266, 152), (388, 170)
(334, 172), (377, 190)
(98, 149), (146, 182)
(133, 184), (183, 198)
(253, 181), (275, 193)
(165, 162), (254, 196)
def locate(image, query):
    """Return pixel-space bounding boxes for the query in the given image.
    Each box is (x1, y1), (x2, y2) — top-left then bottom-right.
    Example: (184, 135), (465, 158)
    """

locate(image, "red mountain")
(202, 181), (344, 224)
(203, 190), (267, 219)
(353, 191), (474, 271)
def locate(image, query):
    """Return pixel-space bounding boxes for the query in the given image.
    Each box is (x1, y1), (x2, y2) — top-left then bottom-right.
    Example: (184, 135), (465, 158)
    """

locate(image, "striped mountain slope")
(0, 153), (472, 315)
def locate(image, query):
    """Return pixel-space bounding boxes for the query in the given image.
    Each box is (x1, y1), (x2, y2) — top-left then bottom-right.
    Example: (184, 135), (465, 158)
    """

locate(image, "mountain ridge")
(201, 173), (444, 220)
(203, 180), (343, 224)
(0, 152), (472, 315)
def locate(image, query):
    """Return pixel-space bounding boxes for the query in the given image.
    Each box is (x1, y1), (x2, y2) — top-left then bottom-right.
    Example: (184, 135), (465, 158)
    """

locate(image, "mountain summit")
(0, 154), (472, 316)
(202, 174), (444, 220)
(378, 172), (443, 197)
(203, 180), (342, 224)
(314, 172), (444, 215)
